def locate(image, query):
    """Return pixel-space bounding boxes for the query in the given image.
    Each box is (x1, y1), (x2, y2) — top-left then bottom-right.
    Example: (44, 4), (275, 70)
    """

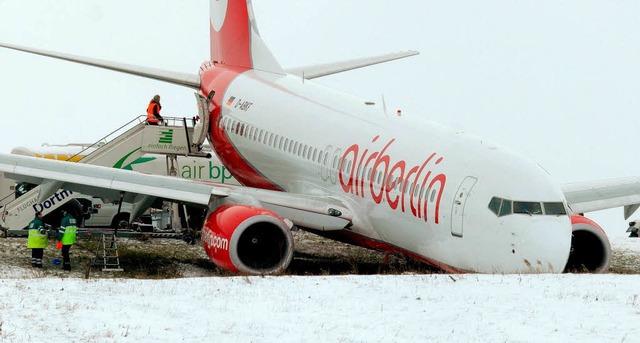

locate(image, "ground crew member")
(58, 210), (78, 271)
(26, 211), (47, 268)
(146, 94), (164, 125)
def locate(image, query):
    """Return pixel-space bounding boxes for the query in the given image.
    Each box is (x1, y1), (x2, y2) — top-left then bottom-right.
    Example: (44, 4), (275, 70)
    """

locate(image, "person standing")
(58, 210), (78, 271)
(27, 211), (47, 268)
(146, 94), (164, 125)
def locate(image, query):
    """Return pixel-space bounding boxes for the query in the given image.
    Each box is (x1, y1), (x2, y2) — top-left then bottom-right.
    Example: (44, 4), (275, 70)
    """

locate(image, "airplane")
(0, 0), (636, 275)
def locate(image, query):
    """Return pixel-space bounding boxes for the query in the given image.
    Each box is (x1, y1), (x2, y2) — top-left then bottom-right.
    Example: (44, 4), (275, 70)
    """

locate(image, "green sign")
(159, 129), (173, 144)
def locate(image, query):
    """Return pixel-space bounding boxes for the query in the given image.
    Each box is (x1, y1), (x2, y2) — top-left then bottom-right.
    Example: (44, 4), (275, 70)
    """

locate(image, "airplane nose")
(456, 145), (572, 273)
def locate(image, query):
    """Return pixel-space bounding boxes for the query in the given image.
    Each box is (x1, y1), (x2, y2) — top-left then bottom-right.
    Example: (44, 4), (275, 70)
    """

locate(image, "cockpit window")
(488, 197), (502, 215)
(543, 202), (567, 215)
(513, 201), (543, 215)
(499, 199), (512, 217)
(488, 197), (567, 217)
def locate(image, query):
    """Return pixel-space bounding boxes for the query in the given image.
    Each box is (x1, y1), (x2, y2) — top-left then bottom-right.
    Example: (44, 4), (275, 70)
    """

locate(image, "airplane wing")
(286, 50), (419, 79)
(0, 154), (353, 231)
(0, 42), (201, 89)
(562, 176), (640, 219)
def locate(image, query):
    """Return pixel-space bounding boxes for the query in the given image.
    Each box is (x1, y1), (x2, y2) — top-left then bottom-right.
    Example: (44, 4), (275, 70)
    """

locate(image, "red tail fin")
(210, 0), (282, 73)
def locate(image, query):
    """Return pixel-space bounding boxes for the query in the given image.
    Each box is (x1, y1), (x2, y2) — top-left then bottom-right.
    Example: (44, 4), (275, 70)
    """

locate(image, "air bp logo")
(159, 129), (173, 144)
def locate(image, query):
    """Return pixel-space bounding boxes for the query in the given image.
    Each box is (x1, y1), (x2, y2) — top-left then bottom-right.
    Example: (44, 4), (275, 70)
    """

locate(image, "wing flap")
(1, 154), (219, 205)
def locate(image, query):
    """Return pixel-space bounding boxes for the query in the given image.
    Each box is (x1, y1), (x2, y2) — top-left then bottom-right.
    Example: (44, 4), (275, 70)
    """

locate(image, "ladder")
(92, 234), (124, 272)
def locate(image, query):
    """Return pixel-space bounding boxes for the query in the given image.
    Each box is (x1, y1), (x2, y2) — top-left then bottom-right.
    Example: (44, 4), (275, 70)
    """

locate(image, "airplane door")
(451, 176), (478, 238)
(192, 92), (212, 148)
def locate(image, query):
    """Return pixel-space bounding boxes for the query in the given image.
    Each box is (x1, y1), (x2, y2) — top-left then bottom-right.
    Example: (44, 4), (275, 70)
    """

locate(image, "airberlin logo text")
(338, 136), (447, 223)
(202, 229), (230, 251)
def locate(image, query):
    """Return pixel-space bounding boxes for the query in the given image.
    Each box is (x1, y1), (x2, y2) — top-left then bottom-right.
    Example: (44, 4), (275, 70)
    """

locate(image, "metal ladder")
(92, 234), (124, 272)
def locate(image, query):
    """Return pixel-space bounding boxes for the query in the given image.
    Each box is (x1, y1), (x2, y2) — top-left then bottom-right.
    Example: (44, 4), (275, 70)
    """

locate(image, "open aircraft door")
(192, 92), (212, 149)
(451, 176), (477, 238)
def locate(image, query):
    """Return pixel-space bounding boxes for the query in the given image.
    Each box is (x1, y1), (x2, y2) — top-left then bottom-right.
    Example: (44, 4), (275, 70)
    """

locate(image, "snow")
(1, 236), (640, 342)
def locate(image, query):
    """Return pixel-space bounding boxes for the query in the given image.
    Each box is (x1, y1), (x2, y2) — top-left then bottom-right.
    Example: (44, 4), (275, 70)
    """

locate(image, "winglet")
(625, 204), (640, 220)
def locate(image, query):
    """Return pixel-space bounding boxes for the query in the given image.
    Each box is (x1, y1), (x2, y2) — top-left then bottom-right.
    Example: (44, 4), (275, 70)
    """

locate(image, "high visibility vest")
(27, 218), (47, 248)
(147, 102), (160, 123)
(60, 215), (78, 245)
(61, 226), (77, 245)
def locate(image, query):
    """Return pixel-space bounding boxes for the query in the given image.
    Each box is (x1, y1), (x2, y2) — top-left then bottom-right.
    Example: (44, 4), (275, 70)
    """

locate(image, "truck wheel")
(183, 234), (195, 245)
(111, 213), (130, 230)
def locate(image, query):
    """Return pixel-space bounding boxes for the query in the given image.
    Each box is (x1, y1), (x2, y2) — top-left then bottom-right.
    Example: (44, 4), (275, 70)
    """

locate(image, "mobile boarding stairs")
(0, 93), (212, 233)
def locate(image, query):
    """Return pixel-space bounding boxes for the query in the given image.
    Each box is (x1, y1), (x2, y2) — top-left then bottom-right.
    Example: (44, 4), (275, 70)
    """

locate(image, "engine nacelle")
(564, 215), (611, 273)
(201, 205), (294, 275)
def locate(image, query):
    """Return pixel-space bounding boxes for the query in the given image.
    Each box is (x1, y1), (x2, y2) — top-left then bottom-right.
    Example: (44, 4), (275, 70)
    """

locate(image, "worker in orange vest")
(146, 94), (164, 125)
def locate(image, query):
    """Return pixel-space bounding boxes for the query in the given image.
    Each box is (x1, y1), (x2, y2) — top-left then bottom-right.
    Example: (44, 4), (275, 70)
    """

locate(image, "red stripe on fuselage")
(201, 66), (281, 190)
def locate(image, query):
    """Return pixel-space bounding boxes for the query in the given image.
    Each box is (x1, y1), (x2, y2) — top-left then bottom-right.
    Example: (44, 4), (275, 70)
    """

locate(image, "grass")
(75, 237), (219, 279)
(68, 230), (440, 279)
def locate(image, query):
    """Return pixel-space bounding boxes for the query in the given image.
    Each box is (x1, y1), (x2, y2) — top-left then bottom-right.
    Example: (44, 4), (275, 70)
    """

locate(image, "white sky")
(1, 1), (639, 236)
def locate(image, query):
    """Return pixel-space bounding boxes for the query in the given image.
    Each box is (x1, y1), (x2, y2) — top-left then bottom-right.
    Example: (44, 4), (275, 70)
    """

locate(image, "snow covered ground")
(1, 235), (640, 342)
(1, 273), (639, 342)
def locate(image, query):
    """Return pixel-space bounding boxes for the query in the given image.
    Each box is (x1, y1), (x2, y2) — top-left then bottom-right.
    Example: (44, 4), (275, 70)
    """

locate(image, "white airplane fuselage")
(205, 68), (572, 273)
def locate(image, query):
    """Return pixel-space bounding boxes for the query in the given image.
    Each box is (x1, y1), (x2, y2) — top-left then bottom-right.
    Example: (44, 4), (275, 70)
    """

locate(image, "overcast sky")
(0, 0), (639, 237)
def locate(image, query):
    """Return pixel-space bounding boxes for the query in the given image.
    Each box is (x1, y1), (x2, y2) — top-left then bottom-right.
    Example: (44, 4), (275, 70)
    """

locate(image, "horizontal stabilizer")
(286, 50), (419, 79)
(0, 42), (201, 89)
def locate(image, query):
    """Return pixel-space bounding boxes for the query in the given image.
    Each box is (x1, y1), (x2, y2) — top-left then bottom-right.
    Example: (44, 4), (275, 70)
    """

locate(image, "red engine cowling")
(565, 215), (611, 273)
(201, 205), (294, 275)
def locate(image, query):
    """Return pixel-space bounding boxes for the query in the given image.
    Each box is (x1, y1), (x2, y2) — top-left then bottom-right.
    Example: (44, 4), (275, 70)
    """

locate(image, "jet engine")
(564, 215), (611, 273)
(201, 205), (294, 275)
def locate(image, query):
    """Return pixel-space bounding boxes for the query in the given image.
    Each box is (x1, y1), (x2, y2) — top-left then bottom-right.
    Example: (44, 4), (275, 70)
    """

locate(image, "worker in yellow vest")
(26, 211), (47, 268)
(58, 210), (77, 271)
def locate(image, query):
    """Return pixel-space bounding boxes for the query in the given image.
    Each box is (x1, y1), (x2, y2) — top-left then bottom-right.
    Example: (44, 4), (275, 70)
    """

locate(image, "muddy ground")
(0, 230), (637, 279)
(0, 230), (436, 279)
